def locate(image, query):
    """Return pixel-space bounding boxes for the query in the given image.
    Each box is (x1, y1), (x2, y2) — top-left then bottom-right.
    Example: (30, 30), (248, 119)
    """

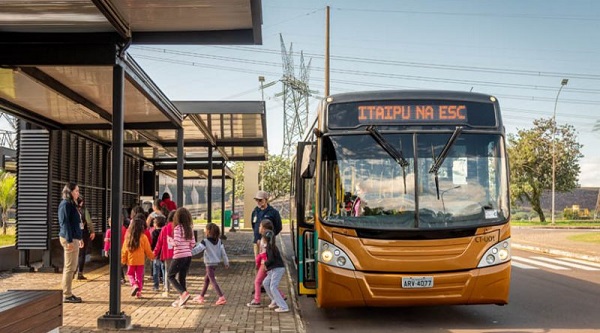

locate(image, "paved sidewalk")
(0, 230), (304, 332)
(511, 226), (600, 263)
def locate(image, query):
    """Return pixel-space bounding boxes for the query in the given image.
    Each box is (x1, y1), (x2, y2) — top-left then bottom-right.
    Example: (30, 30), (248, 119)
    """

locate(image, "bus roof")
(326, 90), (497, 104)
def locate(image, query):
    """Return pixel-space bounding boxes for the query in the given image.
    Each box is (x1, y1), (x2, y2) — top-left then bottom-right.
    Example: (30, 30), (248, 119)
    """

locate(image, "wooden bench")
(0, 290), (62, 333)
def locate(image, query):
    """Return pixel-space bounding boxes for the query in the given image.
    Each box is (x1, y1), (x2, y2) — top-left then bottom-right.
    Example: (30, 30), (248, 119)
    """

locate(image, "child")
(193, 222), (229, 306)
(262, 230), (289, 312)
(104, 217), (127, 284)
(151, 215), (166, 291)
(154, 210), (175, 294)
(247, 219), (285, 307)
(167, 207), (196, 308)
(121, 216), (154, 298)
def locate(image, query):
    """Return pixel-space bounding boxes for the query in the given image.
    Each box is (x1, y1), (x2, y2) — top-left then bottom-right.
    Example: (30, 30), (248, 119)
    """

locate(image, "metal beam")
(92, 0), (131, 39)
(0, 40), (120, 66)
(132, 29), (258, 45)
(0, 98), (62, 130)
(123, 55), (182, 129)
(19, 67), (113, 122)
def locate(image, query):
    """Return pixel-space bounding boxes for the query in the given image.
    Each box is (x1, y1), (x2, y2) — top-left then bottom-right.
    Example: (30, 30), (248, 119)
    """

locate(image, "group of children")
(104, 205), (288, 311)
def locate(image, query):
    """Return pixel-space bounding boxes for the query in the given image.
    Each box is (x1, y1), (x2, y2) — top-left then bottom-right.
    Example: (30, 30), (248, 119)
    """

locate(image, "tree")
(0, 170), (16, 235)
(226, 161), (245, 199)
(507, 118), (583, 222)
(226, 155), (292, 202)
(262, 154), (292, 201)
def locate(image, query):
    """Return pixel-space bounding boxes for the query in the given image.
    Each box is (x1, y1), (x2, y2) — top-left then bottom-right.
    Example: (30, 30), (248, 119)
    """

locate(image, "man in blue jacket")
(251, 190), (282, 256)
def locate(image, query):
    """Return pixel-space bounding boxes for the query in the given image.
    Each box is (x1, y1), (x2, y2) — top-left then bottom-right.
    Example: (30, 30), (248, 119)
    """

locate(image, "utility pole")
(325, 5), (330, 97)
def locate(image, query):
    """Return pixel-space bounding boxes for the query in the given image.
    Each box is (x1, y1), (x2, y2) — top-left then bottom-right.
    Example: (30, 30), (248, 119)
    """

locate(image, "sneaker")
(215, 296), (227, 305)
(152, 287), (160, 292)
(131, 286), (139, 297)
(275, 307), (290, 313)
(246, 300), (261, 308)
(136, 291), (142, 298)
(64, 295), (82, 303)
(171, 299), (183, 308)
(77, 273), (87, 280)
(268, 301), (278, 309)
(193, 295), (205, 304)
(179, 291), (190, 306)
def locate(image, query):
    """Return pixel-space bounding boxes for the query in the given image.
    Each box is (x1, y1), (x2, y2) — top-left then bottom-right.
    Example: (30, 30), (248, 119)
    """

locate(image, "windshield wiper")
(429, 126), (463, 199)
(366, 126), (410, 193)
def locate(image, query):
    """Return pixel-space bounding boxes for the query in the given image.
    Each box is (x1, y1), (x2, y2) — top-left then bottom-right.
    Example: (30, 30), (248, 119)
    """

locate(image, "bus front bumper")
(316, 261), (511, 308)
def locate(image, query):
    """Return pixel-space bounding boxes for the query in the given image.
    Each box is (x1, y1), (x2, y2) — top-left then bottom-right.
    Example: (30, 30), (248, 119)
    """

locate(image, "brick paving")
(0, 230), (304, 332)
(2, 226), (599, 331)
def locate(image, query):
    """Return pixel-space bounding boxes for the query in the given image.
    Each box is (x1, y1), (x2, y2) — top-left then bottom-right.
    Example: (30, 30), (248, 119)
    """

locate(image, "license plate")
(402, 276), (434, 288)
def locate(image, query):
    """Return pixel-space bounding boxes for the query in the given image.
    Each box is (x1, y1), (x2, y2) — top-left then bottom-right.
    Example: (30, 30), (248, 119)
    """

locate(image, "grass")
(0, 226), (16, 247)
(568, 232), (600, 244)
(511, 220), (600, 227)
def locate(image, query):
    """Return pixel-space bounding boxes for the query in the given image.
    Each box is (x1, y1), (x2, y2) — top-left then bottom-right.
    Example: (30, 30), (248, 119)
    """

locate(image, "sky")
(6, 1), (600, 186)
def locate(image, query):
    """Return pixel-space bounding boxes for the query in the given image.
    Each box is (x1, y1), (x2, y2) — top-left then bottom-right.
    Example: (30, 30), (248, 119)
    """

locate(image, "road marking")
(510, 261), (538, 269)
(511, 256), (569, 270)
(559, 257), (600, 269)
(531, 256), (600, 271)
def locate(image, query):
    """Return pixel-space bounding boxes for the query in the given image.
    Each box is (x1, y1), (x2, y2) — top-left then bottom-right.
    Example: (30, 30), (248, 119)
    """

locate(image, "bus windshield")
(321, 132), (509, 230)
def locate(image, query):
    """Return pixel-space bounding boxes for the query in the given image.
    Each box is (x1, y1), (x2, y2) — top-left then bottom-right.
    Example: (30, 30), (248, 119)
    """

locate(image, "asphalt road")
(280, 233), (600, 333)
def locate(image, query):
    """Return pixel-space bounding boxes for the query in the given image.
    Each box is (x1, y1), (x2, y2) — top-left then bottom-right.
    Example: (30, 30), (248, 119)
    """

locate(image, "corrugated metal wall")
(16, 129), (50, 250)
(17, 128), (144, 249)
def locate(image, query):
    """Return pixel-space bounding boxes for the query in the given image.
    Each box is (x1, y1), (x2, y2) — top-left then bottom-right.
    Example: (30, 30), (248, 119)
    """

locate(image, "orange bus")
(291, 90), (511, 307)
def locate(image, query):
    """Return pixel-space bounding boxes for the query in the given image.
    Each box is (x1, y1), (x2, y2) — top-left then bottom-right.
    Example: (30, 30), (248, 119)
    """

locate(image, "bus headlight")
(318, 239), (356, 271)
(477, 238), (511, 268)
(321, 250), (333, 263)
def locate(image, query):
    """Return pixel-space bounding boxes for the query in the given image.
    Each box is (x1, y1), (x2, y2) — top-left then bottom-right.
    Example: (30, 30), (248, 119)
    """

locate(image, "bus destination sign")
(327, 100), (497, 128)
(358, 104), (467, 123)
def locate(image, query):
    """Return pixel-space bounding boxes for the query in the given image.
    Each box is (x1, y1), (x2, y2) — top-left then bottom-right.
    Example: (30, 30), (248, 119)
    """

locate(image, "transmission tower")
(279, 34), (312, 158)
(0, 112), (17, 150)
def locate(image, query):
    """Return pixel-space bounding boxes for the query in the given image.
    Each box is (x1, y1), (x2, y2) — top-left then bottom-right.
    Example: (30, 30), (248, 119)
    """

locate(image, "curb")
(279, 233), (306, 333)
(512, 243), (600, 263)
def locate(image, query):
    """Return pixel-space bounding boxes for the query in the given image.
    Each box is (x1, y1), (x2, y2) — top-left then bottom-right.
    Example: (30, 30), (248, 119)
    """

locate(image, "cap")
(254, 190), (269, 200)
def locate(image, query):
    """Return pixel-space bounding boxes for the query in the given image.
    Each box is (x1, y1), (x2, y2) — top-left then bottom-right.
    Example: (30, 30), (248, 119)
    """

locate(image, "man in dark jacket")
(251, 190), (282, 256)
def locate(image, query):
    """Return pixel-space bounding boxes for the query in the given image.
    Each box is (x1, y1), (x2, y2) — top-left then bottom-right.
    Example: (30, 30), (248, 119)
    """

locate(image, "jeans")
(263, 267), (287, 310)
(152, 259), (165, 289)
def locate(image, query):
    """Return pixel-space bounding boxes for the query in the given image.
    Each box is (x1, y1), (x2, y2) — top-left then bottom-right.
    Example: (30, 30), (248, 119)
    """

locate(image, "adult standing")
(251, 191), (282, 256)
(160, 192), (177, 212)
(58, 182), (84, 303)
(76, 196), (95, 280)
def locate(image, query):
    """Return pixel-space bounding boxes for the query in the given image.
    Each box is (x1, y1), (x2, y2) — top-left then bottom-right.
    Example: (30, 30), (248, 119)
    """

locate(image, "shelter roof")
(0, 1), (266, 177)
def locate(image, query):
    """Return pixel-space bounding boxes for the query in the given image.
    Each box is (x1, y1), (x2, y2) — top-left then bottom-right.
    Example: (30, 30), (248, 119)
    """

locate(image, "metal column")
(177, 128), (184, 207)
(98, 63), (130, 329)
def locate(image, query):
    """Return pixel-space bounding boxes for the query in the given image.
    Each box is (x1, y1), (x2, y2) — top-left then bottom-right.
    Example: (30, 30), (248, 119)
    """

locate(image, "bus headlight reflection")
(318, 239), (356, 271)
(477, 238), (511, 268)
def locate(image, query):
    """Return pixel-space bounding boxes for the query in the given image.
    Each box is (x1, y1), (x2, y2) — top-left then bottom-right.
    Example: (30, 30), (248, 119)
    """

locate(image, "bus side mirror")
(301, 143), (316, 179)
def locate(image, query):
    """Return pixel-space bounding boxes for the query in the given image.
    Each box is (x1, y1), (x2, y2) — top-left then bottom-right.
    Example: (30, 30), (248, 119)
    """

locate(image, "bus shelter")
(0, 0), (263, 328)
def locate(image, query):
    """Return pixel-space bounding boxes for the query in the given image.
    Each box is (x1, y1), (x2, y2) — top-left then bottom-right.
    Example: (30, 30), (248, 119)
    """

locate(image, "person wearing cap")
(251, 190), (282, 256)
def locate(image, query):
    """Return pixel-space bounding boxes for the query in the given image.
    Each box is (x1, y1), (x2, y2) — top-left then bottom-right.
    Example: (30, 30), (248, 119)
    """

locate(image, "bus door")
(295, 141), (317, 295)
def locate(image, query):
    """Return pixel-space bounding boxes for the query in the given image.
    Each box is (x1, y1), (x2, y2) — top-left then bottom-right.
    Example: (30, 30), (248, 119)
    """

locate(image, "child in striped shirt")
(166, 207), (196, 308)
